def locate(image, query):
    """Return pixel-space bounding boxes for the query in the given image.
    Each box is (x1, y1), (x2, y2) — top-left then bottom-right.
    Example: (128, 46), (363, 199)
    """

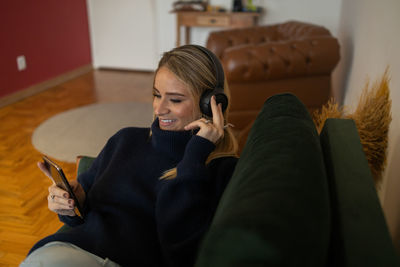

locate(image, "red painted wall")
(0, 0), (92, 98)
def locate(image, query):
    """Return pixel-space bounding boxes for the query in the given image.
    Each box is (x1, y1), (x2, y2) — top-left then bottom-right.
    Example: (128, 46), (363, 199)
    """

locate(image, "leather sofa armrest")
(222, 36), (340, 82)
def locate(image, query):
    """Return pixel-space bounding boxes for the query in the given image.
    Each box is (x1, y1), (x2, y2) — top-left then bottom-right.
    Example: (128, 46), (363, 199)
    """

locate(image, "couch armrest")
(320, 119), (400, 266)
(221, 36), (340, 82)
(76, 155), (96, 177)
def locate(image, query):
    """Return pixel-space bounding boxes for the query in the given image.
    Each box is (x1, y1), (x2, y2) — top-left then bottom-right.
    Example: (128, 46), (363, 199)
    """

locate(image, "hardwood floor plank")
(0, 69), (154, 266)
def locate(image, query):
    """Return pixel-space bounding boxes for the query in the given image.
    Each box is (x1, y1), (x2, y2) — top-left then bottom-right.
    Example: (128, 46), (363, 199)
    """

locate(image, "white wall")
(258, 0), (341, 35)
(87, 0), (158, 70)
(155, 0), (176, 64)
(332, 0), (400, 250)
(87, 0), (342, 71)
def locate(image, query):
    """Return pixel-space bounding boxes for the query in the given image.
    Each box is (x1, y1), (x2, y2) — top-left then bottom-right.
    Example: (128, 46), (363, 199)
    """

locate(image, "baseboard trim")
(0, 64), (93, 108)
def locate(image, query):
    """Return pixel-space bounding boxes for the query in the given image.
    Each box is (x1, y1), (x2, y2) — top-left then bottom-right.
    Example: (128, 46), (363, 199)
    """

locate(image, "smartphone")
(42, 155), (84, 218)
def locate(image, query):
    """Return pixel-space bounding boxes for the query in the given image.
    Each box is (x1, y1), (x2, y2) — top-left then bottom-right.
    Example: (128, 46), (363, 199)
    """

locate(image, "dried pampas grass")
(313, 98), (345, 134)
(313, 68), (392, 184)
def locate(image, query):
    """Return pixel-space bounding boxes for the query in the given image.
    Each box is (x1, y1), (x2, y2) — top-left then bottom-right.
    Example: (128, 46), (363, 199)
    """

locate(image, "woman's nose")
(154, 98), (169, 115)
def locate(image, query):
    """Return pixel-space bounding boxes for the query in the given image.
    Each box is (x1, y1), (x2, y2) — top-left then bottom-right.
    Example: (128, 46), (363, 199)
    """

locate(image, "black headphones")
(193, 45), (228, 117)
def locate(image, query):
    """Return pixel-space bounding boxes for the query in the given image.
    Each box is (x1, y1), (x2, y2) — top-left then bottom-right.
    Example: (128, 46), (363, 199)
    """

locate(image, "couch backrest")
(276, 20), (331, 41)
(195, 93), (331, 266)
(207, 20), (333, 58)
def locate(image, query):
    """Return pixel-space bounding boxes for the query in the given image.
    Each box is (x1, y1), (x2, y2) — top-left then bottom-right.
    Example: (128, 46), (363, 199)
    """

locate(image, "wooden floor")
(0, 69), (154, 266)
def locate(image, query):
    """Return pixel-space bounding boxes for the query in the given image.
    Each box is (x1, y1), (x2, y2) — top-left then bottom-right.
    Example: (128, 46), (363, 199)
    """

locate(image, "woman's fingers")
(48, 196), (75, 216)
(184, 96), (226, 144)
(53, 208), (76, 217)
(184, 118), (223, 144)
(48, 184), (69, 199)
(184, 119), (205, 131)
(210, 96), (224, 129)
(48, 184), (75, 215)
(48, 194), (74, 209)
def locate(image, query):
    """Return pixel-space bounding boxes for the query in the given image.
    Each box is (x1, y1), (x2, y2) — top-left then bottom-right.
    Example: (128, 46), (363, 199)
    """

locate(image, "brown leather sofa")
(206, 20), (340, 152)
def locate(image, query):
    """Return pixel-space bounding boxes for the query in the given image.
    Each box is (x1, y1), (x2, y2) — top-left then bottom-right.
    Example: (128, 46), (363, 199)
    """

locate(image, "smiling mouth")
(159, 119), (176, 126)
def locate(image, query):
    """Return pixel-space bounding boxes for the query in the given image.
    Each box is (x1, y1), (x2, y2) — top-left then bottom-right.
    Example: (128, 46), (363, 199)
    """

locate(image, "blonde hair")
(153, 45), (238, 179)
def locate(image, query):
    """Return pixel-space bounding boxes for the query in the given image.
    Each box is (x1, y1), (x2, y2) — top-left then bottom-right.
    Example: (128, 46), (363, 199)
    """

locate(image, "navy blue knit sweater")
(30, 119), (238, 266)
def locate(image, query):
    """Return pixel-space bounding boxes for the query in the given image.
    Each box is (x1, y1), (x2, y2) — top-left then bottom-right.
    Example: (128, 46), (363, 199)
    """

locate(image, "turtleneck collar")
(151, 118), (195, 162)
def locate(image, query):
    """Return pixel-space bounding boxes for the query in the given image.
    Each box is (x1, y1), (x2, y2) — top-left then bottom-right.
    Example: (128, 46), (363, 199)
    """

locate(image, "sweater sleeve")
(155, 135), (237, 267)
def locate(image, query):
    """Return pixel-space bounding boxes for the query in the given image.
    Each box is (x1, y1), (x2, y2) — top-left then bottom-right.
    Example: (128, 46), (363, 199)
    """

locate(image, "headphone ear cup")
(200, 88), (228, 117)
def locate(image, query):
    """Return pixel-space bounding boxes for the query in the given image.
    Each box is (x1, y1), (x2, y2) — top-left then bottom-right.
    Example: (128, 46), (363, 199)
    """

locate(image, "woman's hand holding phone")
(37, 161), (86, 217)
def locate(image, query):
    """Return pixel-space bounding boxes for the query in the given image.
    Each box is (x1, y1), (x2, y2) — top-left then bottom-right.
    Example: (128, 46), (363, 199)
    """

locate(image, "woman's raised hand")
(184, 96), (225, 144)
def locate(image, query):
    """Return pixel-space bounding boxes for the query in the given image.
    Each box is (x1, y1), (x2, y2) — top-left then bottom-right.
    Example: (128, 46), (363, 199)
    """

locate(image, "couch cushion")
(195, 93), (330, 266)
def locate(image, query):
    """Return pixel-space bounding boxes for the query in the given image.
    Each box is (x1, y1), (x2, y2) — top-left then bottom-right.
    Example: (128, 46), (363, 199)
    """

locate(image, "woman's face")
(153, 67), (200, 131)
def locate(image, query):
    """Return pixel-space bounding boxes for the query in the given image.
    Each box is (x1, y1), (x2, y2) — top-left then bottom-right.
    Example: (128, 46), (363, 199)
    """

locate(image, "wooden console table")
(174, 11), (260, 46)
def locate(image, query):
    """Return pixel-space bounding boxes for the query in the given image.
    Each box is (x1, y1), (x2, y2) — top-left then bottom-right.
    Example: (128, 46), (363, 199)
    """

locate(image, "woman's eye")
(153, 93), (161, 98)
(170, 99), (182, 103)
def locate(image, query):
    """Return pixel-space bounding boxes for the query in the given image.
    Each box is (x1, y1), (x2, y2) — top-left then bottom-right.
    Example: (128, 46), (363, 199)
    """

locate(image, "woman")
(21, 45), (238, 267)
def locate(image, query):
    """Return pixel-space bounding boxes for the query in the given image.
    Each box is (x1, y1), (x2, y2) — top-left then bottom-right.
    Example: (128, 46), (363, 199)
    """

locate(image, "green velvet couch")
(70, 93), (398, 266)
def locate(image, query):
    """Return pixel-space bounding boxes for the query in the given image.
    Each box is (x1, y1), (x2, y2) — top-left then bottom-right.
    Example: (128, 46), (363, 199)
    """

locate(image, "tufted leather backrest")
(207, 26), (279, 58)
(207, 20), (333, 59)
(222, 36), (340, 82)
(275, 20), (331, 40)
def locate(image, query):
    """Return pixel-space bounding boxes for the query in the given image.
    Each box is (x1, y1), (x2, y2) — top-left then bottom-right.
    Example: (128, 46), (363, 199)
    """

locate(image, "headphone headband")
(192, 45), (225, 89)
(192, 45), (228, 117)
